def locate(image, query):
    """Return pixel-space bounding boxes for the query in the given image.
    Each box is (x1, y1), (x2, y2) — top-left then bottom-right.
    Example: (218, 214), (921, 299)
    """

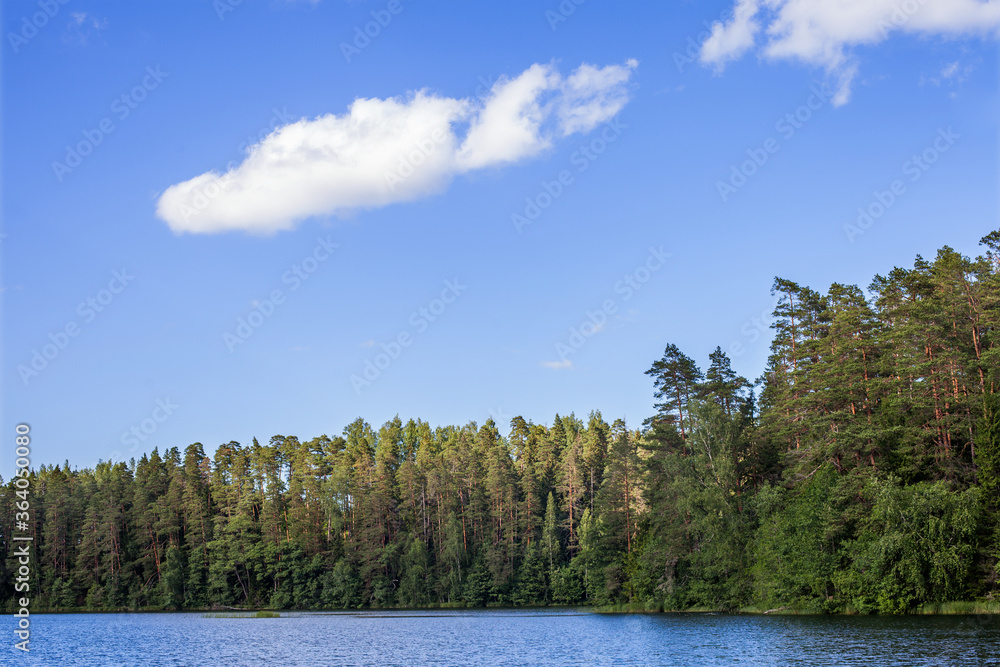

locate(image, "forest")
(2, 230), (999, 614)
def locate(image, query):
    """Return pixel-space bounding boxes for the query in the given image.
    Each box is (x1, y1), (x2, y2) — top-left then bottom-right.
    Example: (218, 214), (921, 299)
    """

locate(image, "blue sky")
(2, 0), (998, 476)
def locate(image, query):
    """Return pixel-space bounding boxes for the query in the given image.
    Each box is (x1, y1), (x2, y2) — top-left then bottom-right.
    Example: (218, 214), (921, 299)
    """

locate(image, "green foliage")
(751, 468), (844, 612)
(1, 229), (998, 613)
(326, 559), (362, 608)
(837, 479), (982, 613)
(551, 563), (585, 604)
(397, 538), (430, 607)
(975, 393), (1000, 499)
(513, 542), (547, 605)
(461, 554), (491, 607)
(162, 545), (186, 609)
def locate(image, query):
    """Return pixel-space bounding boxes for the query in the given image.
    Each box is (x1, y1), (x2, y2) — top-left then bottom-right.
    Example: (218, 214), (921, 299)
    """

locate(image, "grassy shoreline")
(592, 600), (1000, 615)
(14, 600), (1000, 615)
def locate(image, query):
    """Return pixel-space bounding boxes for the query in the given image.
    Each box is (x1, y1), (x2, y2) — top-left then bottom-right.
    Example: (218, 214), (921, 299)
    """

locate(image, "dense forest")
(3, 231), (1000, 614)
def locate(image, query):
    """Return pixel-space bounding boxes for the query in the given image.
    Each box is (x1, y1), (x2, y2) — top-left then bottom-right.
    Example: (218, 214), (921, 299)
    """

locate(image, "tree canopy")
(3, 231), (999, 613)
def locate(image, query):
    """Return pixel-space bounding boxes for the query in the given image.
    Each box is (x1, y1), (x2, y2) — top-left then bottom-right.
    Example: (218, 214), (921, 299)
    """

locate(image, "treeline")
(2, 231), (999, 613)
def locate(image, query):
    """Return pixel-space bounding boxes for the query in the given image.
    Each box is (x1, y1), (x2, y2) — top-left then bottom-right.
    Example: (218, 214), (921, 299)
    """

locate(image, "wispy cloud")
(921, 59), (976, 87)
(541, 359), (574, 370)
(64, 12), (108, 46)
(156, 60), (638, 235)
(701, 0), (1000, 105)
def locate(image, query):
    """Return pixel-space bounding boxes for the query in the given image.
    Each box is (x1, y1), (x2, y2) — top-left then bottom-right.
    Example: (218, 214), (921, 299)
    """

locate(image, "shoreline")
(14, 601), (1000, 616)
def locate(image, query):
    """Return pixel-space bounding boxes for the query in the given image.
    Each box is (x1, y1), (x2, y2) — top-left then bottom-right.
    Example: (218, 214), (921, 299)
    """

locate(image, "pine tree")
(645, 344), (703, 440)
(542, 491), (561, 575)
(701, 346), (748, 416)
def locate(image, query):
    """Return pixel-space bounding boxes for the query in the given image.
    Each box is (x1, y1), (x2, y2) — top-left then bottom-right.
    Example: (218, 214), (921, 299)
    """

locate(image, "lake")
(7, 610), (1000, 666)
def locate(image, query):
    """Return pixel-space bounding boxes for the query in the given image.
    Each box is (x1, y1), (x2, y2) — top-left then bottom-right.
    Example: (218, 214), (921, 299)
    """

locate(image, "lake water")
(6, 609), (999, 666)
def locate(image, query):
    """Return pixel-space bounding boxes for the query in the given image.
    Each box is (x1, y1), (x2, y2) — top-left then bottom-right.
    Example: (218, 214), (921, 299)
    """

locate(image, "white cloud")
(157, 60), (637, 235)
(541, 359), (574, 370)
(557, 59), (637, 135)
(701, 0), (761, 69)
(455, 64), (557, 171)
(701, 0), (1000, 104)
